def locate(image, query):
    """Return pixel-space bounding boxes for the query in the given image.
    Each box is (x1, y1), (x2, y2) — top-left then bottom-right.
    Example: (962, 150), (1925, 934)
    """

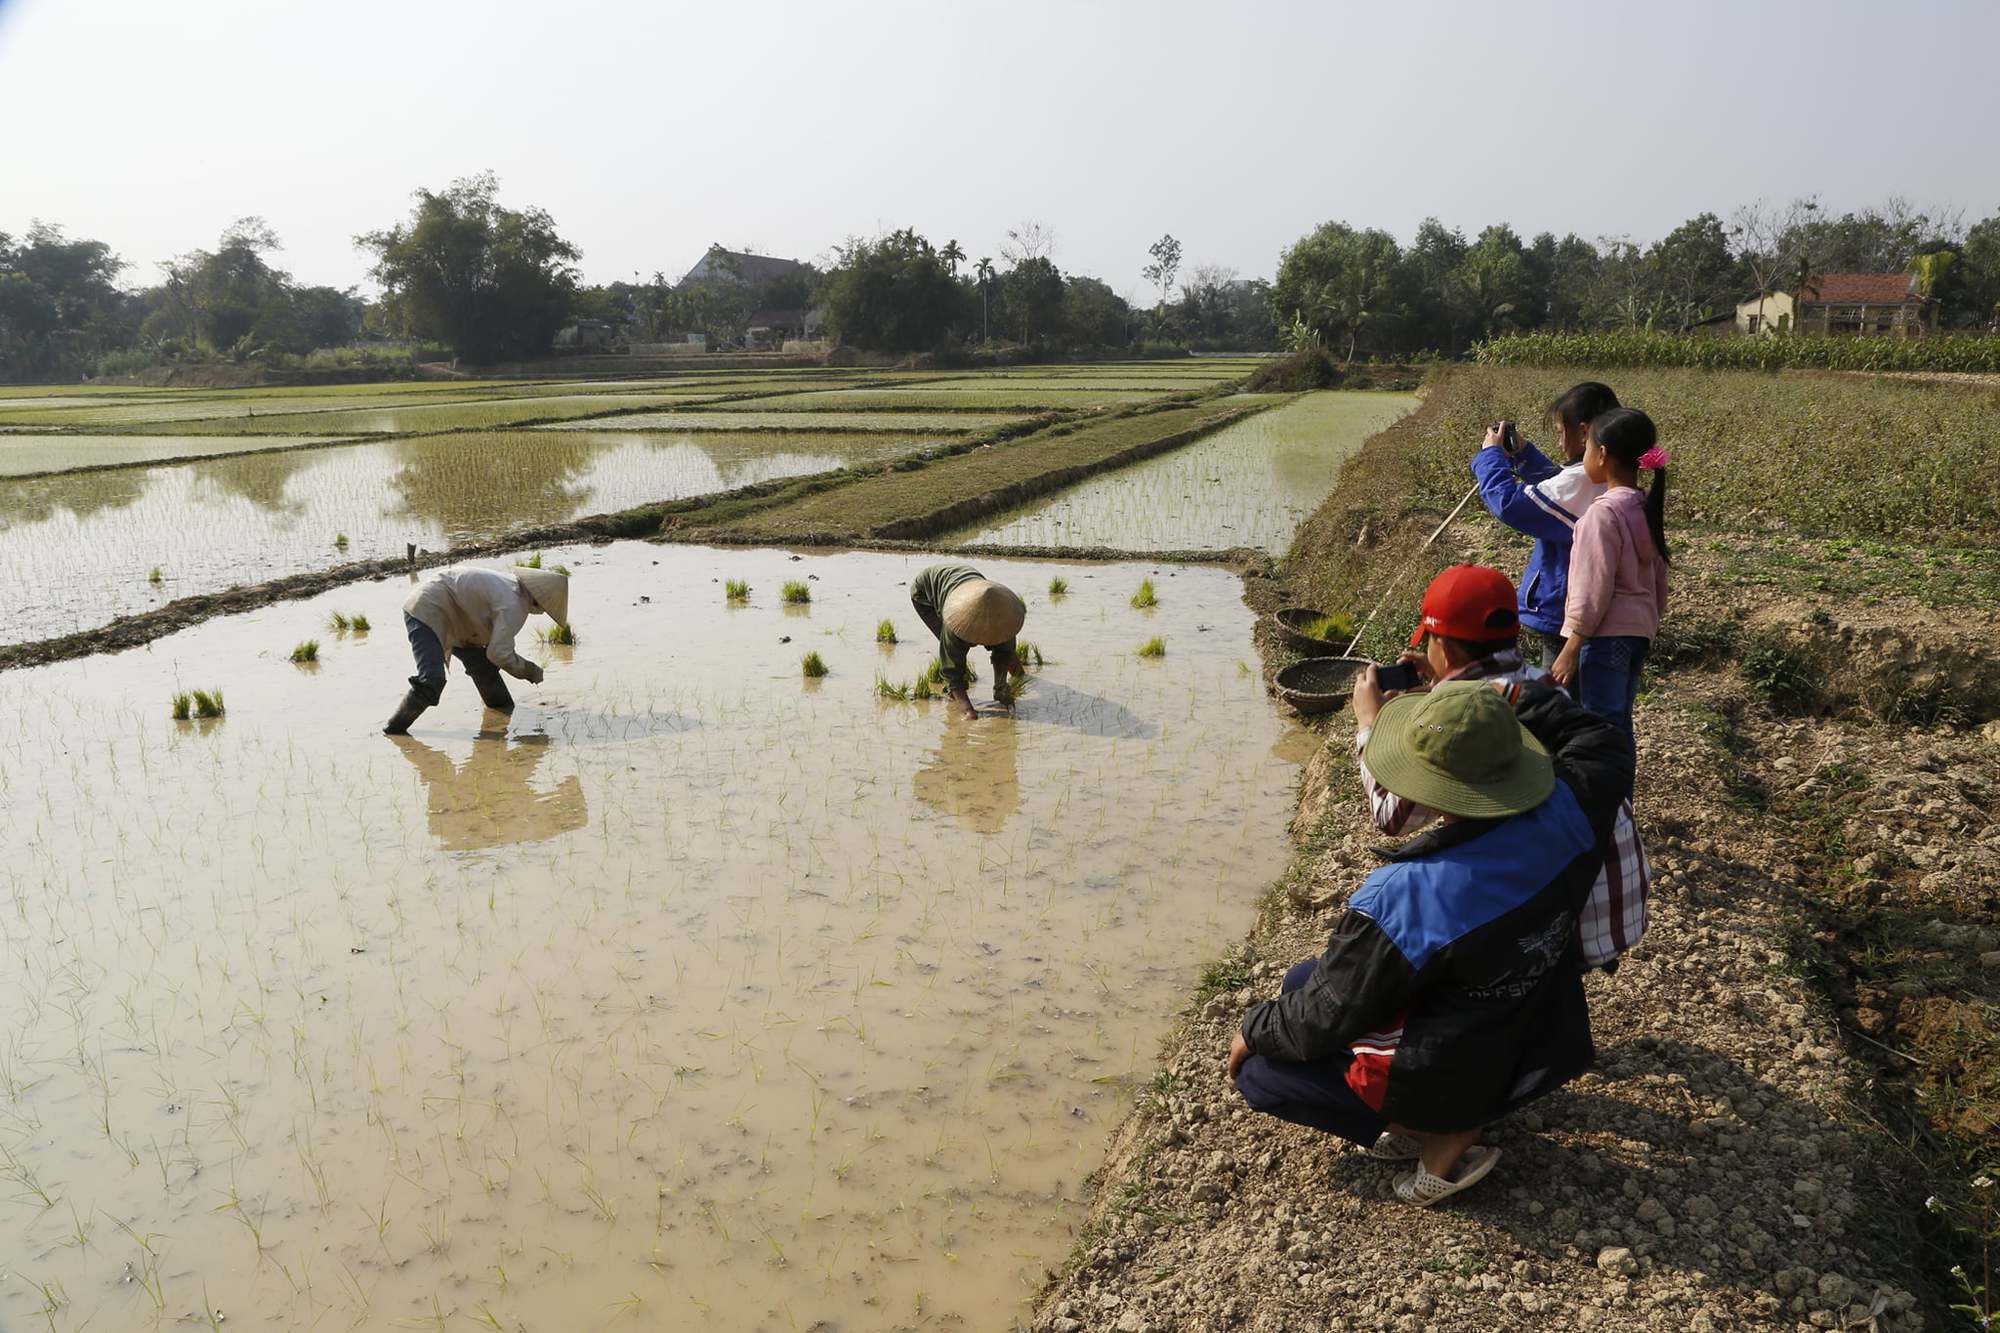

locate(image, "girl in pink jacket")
(1551, 408), (1669, 741)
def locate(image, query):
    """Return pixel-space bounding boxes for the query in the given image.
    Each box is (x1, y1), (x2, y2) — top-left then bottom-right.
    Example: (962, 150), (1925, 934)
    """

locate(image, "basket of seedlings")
(1274, 656), (1373, 715)
(1270, 607), (1353, 657)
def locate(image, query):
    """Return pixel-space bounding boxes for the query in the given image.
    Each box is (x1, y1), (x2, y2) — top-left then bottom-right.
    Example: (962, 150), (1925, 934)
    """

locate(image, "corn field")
(1477, 331), (2000, 375)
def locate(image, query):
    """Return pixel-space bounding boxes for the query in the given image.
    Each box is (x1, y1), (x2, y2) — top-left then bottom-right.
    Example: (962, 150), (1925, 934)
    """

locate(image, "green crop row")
(1477, 331), (2000, 375)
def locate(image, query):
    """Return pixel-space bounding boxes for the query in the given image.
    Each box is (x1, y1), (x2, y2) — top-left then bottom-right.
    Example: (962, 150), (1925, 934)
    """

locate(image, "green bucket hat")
(1362, 680), (1554, 819)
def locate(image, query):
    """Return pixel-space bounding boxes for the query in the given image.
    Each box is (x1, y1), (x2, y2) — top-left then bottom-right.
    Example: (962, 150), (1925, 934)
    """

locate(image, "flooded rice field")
(537, 410), (1028, 433)
(0, 434), (353, 477)
(2, 431), (940, 645)
(0, 544), (1302, 1331)
(947, 390), (1417, 554)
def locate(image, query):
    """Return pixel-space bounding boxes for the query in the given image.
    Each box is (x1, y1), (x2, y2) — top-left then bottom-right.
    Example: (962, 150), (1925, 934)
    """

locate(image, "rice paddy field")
(946, 390), (1418, 553)
(1, 430), (946, 645)
(0, 543), (1305, 1331)
(0, 363), (1263, 646)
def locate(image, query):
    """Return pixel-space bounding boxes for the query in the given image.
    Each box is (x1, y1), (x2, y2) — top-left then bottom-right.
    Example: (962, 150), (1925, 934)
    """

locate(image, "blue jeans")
(1231, 960), (1389, 1147)
(1577, 635), (1650, 742)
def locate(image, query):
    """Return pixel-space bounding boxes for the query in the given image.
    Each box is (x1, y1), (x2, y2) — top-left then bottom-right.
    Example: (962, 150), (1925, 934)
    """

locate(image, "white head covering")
(942, 579), (1025, 645)
(515, 568), (570, 624)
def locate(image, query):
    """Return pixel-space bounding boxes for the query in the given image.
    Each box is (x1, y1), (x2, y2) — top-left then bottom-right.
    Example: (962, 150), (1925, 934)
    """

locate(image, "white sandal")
(1367, 1130), (1423, 1160)
(1393, 1145), (1501, 1206)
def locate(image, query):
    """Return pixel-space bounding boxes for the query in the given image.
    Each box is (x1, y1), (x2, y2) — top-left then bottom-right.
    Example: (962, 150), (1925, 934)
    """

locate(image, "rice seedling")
(289, 640), (319, 663)
(334, 533), (349, 550)
(148, 566), (163, 585)
(875, 675), (910, 700)
(782, 580), (812, 605)
(875, 619), (897, 644)
(725, 578), (751, 603)
(1047, 576), (1069, 597)
(1300, 611), (1355, 642)
(191, 688), (225, 718)
(349, 613), (370, 632)
(801, 650), (828, 678)
(539, 623), (578, 646)
(170, 692), (191, 721)
(1136, 636), (1166, 658)
(328, 611), (350, 632)
(1014, 640), (1046, 668)
(1130, 580), (1158, 609)
(516, 551), (543, 568)
(911, 672), (938, 701)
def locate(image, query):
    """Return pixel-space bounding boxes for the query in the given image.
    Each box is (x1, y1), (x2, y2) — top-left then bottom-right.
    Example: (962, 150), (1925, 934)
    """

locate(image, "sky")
(3, 0), (1996, 299)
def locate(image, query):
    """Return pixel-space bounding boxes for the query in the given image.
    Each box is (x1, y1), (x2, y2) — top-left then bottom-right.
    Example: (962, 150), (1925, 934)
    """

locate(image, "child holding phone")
(1550, 409), (1671, 741)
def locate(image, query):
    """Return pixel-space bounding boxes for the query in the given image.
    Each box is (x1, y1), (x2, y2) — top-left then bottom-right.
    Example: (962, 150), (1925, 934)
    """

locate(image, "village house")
(677, 246), (823, 348)
(1735, 272), (1937, 337)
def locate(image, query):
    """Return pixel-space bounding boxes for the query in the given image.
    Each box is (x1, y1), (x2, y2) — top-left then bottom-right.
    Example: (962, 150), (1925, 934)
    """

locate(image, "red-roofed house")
(1736, 272), (1937, 337)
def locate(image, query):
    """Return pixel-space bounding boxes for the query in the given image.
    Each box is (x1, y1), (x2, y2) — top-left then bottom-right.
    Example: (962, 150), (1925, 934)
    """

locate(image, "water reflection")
(911, 715), (1022, 834)
(390, 733), (588, 851)
(1012, 678), (1160, 740)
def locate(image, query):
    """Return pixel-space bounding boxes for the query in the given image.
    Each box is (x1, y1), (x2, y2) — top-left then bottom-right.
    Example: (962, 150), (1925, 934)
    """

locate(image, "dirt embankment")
(1028, 386), (1999, 1331)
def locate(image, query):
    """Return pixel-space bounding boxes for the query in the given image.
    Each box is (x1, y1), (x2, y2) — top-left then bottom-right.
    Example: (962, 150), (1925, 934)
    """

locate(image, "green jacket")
(909, 563), (1016, 691)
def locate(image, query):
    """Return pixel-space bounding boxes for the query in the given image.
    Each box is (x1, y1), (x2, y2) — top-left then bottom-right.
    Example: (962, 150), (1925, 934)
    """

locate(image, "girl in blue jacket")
(1469, 381), (1620, 665)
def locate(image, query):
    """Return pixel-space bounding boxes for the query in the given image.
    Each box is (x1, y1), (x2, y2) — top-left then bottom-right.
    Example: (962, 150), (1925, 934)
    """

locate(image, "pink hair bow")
(1638, 445), (1671, 471)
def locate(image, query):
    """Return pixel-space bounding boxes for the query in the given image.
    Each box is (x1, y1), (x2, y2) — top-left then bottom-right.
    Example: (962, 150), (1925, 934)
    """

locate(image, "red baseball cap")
(1410, 564), (1521, 647)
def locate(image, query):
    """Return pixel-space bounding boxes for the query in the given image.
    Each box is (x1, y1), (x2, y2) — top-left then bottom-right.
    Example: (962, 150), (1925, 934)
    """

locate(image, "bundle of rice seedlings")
(290, 640), (319, 663)
(801, 650), (829, 678)
(1131, 580), (1158, 609)
(876, 619), (897, 645)
(1136, 637), (1166, 658)
(782, 580), (812, 604)
(725, 579), (750, 602)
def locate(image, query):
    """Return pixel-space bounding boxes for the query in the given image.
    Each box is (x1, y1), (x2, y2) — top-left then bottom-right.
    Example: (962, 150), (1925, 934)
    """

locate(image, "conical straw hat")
(942, 579), (1025, 645)
(515, 568), (570, 625)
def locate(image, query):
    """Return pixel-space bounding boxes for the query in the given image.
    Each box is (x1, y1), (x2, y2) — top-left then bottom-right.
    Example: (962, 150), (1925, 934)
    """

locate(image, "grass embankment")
(691, 399), (1262, 543)
(1035, 362), (1998, 1331)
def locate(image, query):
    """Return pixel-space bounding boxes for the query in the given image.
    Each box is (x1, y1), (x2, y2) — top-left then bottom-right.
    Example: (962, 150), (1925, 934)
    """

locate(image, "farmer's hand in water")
(1550, 639), (1581, 689)
(949, 688), (978, 721)
(1227, 1033), (1251, 1081)
(523, 663), (545, 685)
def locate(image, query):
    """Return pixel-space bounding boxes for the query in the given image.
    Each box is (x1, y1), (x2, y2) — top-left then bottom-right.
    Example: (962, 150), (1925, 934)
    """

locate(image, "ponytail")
(1643, 467), (1670, 565)
(1588, 407), (1671, 564)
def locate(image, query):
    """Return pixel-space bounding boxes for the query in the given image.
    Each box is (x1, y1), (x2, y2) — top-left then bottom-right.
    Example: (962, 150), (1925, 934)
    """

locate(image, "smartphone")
(1375, 661), (1422, 692)
(1499, 421), (1522, 456)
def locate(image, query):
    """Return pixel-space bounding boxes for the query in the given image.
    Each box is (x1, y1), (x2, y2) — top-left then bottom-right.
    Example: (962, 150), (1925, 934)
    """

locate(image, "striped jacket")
(1355, 650), (1650, 966)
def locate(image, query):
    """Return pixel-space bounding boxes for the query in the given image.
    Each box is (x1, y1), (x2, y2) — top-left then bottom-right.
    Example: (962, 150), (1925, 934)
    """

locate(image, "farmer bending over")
(1354, 564), (1649, 967)
(384, 564), (569, 735)
(1471, 381), (1619, 665)
(909, 563), (1026, 722)
(1227, 678), (1632, 1206)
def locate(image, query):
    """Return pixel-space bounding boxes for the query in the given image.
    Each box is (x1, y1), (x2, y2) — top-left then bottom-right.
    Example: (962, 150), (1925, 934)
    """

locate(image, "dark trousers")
(1231, 960), (1389, 1147)
(404, 614), (507, 707)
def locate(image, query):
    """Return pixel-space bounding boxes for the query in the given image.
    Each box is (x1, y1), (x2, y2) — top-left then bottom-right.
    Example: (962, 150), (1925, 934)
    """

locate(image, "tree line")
(1274, 197), (2000, 362)
(7, 179), (2000, 383)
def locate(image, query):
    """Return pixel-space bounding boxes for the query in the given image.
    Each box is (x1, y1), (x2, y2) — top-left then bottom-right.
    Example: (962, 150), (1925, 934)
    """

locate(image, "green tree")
(974, 257), (995, 343)
(357, 173), (581, 363)
(820, 228), (964, 351)
(1396, 218), (1467, 352)
(940, 239), (965, 278)
(1062, 275), (1129, 349)
(1945, 214), (2000, 330)
(1644, 213), (1743, 332)
(0, 222), (130, 381)
(1000, 256), (1065, 346)
(1272, 221), (1402, 363)
(1447, 225), (1535, 345)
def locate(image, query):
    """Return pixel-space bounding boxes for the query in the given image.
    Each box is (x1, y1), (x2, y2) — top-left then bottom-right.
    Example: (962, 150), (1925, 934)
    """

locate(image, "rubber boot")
(383, 689), (430, 735)
(468, 668), (515, 712)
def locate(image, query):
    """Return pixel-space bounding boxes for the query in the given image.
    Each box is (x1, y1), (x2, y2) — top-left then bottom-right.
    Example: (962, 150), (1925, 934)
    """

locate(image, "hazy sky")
(4, 0), (1995, 298)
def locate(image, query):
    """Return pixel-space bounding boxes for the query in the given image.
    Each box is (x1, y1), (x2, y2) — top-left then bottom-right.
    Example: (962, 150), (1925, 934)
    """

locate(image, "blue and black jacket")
(1471, 442), (1605, 637)
(1239, 684), (1633, 1132)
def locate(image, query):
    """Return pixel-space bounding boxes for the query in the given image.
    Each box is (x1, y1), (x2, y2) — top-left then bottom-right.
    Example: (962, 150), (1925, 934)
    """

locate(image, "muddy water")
(0, 544), (1301, 1331)
(541, 410), (1026, 433)
(0, 432), (939, 646)
(945, 390), (1417, 554)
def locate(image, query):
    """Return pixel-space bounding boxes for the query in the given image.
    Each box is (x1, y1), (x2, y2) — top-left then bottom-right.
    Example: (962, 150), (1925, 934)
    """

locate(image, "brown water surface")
(0, 545), (1301, 1331)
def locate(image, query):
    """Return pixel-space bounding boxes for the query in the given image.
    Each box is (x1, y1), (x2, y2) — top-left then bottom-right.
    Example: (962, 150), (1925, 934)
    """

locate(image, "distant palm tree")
(941, 239), (965, 277)
(975, 257), (995, 343)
